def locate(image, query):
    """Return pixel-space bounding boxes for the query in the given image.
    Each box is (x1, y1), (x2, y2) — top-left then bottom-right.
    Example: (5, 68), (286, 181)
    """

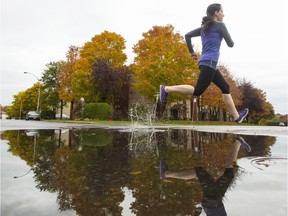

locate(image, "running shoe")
(159, 85), (168, 106)
(235, 136), (251, 152)
(235, 108), (249, 124)
(159, 157), (168, 179)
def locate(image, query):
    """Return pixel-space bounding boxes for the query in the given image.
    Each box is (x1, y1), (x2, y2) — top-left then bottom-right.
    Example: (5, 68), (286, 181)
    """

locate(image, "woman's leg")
(212, 70), (239, 120)
(165, 66), (215, 96)
(160, 158), (197, 180)
(165, 169), (197, 180)
(165, 85), (194, 95)
(225, 139), (241, 168)
(222, 94), (239, 120)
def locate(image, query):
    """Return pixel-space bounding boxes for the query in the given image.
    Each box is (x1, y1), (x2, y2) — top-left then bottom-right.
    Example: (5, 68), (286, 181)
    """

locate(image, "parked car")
(25, 129), (39, 136)
(55, 113), (69, 119)
(26, 111), (40, 121)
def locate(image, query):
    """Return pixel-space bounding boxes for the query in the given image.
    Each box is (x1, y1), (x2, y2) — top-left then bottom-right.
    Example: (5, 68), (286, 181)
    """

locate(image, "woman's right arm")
(185, 27), (201, 54)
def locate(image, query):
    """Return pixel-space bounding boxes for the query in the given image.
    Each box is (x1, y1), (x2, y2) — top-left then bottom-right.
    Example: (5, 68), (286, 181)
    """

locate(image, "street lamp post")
(24, 72), (41, 112)
(19, 97), (23, 119)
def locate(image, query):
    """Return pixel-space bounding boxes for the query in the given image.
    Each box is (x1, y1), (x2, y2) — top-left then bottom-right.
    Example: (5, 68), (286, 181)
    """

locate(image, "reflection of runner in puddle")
(160, 136), (251, 216)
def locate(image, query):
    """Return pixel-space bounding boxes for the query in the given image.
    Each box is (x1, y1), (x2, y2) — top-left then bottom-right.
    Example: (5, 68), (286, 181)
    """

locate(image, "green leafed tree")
(41, 61), (65, 111)
(132, 24), (198, 102)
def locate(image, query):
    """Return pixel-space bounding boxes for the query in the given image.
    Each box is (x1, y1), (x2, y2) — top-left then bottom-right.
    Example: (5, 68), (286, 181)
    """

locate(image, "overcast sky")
(1, 0), (288, 114)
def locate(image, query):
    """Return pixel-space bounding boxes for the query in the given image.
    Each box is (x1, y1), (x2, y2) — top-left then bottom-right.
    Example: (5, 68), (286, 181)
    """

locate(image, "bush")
(83, 103), (112, 120)
(81, 128), (112, 147)
(41, 110), (56, 119)
(266, 121), (282, 126)
(258, 119), (267, 126)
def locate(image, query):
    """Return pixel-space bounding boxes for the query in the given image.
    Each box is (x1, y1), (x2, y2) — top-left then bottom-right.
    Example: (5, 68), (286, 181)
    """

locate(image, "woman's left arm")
(216, 22), (234, 47)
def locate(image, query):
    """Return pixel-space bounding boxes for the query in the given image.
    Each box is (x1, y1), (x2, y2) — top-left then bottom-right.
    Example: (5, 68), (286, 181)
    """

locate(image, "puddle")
(1, 128), (287, 216)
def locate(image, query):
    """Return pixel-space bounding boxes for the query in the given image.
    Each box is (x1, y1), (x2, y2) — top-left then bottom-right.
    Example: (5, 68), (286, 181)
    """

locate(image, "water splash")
(118, 95), (165, 157)
(128, 94), (159, 132)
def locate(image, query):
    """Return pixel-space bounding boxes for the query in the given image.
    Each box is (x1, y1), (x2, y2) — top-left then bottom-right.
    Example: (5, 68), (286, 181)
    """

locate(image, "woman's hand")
(191, 53), (198, 60)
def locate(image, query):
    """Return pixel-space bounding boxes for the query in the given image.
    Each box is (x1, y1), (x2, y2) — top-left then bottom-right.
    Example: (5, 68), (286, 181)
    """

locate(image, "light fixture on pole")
(24, 72), (41, 112)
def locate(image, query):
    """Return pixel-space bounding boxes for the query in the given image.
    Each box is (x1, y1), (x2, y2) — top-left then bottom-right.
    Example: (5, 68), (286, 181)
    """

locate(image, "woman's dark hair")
(201, 3), (222, 33)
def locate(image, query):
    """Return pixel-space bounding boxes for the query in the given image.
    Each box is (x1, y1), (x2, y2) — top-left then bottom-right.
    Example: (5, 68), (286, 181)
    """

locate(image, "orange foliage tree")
(132, 25), (198, 102)
(238, 79), (274, 123)
(58, 46), (80, 118)
(58, 46), (80, 104)
(72, 31), (127, 102)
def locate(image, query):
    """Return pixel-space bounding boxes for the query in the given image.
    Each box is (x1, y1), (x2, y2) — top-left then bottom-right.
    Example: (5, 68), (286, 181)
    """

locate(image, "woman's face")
(215, 7), (224, 21)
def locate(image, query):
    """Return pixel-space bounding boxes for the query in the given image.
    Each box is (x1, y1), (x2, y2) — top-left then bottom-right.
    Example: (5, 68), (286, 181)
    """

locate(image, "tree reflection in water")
(1, 128), (277, 215)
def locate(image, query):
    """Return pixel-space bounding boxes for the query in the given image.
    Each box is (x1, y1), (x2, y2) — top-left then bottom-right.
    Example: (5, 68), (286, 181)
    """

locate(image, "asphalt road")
(1, 119), (287, 136)
(0, 119), (94, 131)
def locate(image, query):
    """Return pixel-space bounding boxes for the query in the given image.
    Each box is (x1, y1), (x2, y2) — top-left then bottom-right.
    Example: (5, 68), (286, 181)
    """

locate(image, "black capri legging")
(193, 65), (230, 96)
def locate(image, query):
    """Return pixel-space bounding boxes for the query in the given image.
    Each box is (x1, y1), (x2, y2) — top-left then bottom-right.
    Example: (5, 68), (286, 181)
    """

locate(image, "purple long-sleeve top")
(185, 21), (234, 69)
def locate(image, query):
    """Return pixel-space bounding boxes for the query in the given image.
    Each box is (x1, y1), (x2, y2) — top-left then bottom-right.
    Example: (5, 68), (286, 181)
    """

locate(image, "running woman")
(159, 3), (249, 123)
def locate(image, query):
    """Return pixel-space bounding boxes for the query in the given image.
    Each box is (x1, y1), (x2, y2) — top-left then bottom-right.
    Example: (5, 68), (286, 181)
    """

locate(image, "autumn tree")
(260, 100), (274, 119)
(238, 79), (274, 123)
(248, 89), (274, 123)
(132, 25), (198, 102)
(238, 79), (262, 112)
(58, 45), (80, 118)
(72, 31), (127, 102)
(92, 59), (132, 119)
(6, 83), (45, 118)
(6, 92), (24, 119)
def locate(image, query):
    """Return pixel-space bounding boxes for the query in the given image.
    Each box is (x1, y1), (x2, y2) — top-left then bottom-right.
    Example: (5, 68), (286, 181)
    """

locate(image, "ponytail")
(201, 3), (222, 34)
(201, 16), (214, 34)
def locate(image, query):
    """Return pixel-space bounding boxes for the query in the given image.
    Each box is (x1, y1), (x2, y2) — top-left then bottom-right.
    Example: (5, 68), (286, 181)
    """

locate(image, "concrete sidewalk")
(1, 119), (287, 136)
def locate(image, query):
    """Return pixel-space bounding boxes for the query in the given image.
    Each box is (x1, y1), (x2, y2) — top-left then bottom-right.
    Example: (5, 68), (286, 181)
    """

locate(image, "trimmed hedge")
(82, 103), (112, 120)
(41, 110), (56, 119)
(266, 121), (286, 126)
